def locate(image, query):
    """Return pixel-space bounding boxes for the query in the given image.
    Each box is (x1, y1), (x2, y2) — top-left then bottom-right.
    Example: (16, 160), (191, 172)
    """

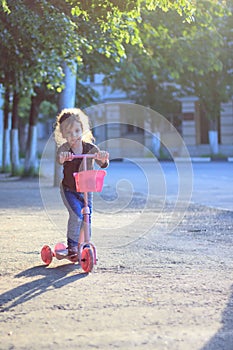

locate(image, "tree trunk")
(152, 132), (160, 157)
(11, 90), (20, 175)
(24, 94), (41, 175)
(54, 61), (77, 186)
(3, 129), (11, 172)
(2, 86), (11, 172)
(24, 125), (38, 175)
(19, 119), (28, 155)
(59, 62), (77, 109)
(0, 86), (4, 169)
(11, 128), (20, 175)
(208, 118), (219, 155)
(208, 130), (219, 155)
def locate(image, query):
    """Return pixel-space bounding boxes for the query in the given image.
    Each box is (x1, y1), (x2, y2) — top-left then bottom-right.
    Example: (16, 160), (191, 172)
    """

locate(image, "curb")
(112, 157), (233, 163)
(174, 157), (210, 162)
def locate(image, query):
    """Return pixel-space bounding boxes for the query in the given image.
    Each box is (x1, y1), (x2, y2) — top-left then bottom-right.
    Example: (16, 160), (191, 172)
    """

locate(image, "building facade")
(85, 74), (233, 158)
(180, 97), (233, 157)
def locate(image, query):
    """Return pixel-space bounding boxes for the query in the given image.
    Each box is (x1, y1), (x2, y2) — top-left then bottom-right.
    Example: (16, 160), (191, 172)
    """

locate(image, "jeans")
(60, 184), (93, 247)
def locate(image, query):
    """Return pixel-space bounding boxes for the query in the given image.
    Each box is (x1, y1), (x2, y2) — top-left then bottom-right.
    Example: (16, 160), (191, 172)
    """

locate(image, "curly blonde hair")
(54, 108), (94, 146)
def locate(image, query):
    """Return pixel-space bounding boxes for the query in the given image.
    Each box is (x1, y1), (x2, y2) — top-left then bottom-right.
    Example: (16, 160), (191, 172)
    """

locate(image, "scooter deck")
(54, 249), (78, 262)
(55, 249), (68, 260)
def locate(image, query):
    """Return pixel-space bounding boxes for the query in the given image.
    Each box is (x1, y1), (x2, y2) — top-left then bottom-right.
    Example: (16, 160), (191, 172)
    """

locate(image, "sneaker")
(68, 245), (79, 262)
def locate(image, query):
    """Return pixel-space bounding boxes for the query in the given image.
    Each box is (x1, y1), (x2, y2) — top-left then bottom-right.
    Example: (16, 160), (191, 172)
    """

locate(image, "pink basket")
(73, 170), (106, 192)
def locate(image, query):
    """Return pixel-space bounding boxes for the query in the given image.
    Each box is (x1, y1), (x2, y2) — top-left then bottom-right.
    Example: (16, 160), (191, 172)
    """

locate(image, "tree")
(0, 0), (196, 175)
(103, 1), (232, 154)
(0, 0), (80, 174)
(2, 84), (10, 172)
(53, 61), (77, 186)
(169, 1), (233, 154)
(11, 89), (20, 175)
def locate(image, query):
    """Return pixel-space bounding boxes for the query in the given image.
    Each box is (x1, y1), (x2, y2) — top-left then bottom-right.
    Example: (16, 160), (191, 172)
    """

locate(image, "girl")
(54, 108), (109, 262)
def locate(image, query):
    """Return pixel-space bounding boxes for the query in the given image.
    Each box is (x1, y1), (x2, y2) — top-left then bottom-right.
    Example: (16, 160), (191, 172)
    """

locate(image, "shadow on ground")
(202, 284), (233, 350)
(0, 264), (87, 312)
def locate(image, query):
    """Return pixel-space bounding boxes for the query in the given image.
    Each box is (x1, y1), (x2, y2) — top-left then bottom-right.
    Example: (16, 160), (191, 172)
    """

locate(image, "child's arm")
(56, 143), (72, 165)
(58, 151), (73, 165)
(96, 150), (109, 168)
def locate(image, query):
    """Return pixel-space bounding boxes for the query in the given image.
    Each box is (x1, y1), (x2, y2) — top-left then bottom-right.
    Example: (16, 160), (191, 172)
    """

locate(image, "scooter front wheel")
(81, 247), (94, 273)
(41, 245), (53, 265)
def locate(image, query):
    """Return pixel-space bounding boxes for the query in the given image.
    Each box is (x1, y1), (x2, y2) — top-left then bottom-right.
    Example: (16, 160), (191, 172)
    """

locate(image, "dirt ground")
(0, 175), (233, 350)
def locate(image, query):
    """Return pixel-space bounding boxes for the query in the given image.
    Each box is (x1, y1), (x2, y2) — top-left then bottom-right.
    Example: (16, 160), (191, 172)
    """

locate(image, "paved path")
(1, 170), (233, 350)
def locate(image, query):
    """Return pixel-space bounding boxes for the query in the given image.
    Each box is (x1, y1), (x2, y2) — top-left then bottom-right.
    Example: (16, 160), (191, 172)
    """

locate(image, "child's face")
(64, 121), (82, 147)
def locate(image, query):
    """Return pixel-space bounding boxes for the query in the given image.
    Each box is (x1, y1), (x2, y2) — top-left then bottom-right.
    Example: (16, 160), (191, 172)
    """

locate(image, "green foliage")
(39, 101), (57, 120)
(22, 166), (39, 177)
(10, 165), (24, 176)
(1, 0), (10, 13)
(0, 0), (231, 126)
(0, 0), (78, 93)
(0, 0), (197, 105)
(0, 0), (198, 177)
(171, 1), (233, 126)
(103, 1), (232, 128)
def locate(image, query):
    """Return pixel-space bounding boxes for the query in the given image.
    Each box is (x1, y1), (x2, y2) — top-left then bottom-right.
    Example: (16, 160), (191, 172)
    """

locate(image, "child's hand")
(59, 151), (73, 164)
(96, 151), (109, 163)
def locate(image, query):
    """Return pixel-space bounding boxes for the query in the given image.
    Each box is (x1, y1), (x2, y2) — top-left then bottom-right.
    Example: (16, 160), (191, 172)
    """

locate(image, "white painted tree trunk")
(3, 129), (11, 171)
(0, 87), (3, 169)
(54, 61), (77, 186)
(208, 130), (219, 155)
(152, 132), (160, 157)
(11, 128), (20, 175)
(59, 62), (77, 109)
(24, 125), (38, 174)
(0, 122), (2, 169)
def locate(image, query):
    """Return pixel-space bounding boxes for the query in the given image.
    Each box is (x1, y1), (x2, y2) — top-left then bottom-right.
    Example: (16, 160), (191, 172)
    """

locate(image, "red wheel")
(41, 245), (53, 265)
(54, 242), (66, 253)
(81, 247), (94, 273)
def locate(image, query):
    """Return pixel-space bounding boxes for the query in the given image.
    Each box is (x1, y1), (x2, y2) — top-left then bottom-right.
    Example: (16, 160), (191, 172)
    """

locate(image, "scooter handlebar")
(71, 153), (98, 159)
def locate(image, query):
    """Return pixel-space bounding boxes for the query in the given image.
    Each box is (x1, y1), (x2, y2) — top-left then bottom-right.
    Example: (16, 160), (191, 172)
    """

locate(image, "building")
(180, 96), (233, 157)
(84, 74), (233, 158)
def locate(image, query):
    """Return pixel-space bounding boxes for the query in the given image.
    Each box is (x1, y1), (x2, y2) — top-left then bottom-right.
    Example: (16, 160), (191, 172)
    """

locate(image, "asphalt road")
(39, 156), (233, 212)
(105, 160), (233, 212)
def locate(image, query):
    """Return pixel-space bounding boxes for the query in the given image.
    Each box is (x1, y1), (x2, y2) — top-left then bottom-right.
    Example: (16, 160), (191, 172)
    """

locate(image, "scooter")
(40, 153), (107, 273)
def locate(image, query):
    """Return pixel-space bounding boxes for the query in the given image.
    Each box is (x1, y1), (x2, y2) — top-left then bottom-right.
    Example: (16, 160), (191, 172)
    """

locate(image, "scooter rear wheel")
(41, 245), (53, 265)
(81, 247), (94, 273)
